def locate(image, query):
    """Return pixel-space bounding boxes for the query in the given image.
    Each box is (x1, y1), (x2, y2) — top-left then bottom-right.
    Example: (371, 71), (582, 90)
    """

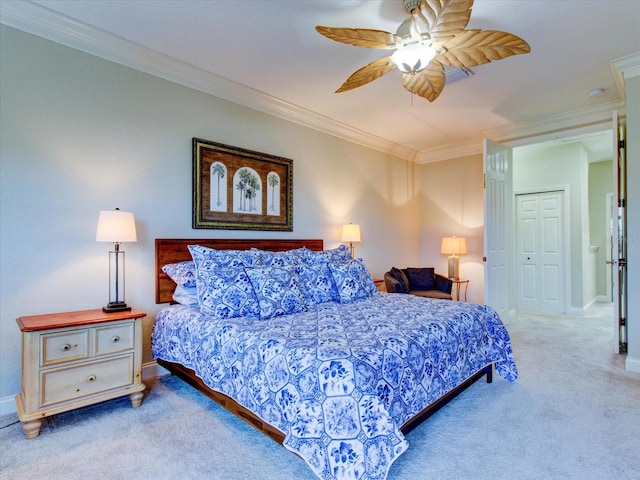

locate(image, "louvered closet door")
(516, 191), (565, 314)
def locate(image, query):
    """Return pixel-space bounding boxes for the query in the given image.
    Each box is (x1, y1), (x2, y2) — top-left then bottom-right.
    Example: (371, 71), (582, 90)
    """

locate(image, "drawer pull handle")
(87, 375), (97, 383)
(61, 343), (74, 351)
(111, 336), (121, 343)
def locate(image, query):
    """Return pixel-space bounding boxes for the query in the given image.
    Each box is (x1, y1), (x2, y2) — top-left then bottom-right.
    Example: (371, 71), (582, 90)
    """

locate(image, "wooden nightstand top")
(16, 308), (146, 332)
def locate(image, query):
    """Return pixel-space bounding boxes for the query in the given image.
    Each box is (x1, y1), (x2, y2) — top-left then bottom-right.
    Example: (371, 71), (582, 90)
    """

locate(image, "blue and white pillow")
(193, 266), (260, 319)
(251, 247), (315, 267)
(294, 263), (339, 305)
(354, 258), (377, 295)
(162, 261), (198, 306)
(309, 244), (352, 264)
(162, 260), (197, 288)
(188, 244), (262, 269)
(252, 249), (296, 267)
(287, 247), (318, 265)
(328, 258), (375, 304)
(244, 266), (307, 320)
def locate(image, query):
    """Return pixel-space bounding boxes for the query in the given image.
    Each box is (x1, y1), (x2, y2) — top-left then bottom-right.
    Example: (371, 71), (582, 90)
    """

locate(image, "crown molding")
(610, 52), (640, 102)
(416, 100), (626, 163)
(416, 143), (483, 164)
(0, 1), (413, 161)
(485, 100), (626, 146)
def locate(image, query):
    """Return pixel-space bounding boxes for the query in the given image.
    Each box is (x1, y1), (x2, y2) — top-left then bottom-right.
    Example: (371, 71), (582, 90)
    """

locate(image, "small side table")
(15, 308), (146, 439)
(452, 279), (469, 301)
(373, 278), (386, 292)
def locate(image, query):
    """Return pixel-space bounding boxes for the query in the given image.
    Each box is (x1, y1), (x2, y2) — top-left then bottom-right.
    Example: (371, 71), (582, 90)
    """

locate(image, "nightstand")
(373, 278), (386, 292)
(15, 308), (146, 439)
(452, 279), (469, 301)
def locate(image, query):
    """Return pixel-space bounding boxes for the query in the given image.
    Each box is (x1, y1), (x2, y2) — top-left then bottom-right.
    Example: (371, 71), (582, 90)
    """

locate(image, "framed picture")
(192, 138), (293, 231)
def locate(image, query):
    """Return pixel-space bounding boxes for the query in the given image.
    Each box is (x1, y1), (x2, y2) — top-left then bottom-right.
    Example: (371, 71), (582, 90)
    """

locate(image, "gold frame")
(192, 138), (293, 231)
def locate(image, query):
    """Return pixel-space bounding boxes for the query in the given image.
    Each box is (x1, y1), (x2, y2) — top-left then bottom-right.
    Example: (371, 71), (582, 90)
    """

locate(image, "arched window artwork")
(209, 162), (227, 212)
(193, 138), (293, 231)
(267, 172), (280, 216)
(233, 167), (262, 215)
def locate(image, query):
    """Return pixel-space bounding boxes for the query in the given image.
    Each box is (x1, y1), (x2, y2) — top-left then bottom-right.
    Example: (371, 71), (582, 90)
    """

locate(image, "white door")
(515, 191), (565, 314)
(612, 112), (628, 354)
(483, 139), (513, 318)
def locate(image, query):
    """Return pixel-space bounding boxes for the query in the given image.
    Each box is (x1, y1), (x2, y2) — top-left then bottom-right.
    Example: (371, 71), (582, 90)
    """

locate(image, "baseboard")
(626, 355), (640, 374)
(0, 396), (17, 417)
(0, 361), (170, 417)
(142, 360), (170, 380)
(567, 306), (587, 316)
(583, 297), (598, 311)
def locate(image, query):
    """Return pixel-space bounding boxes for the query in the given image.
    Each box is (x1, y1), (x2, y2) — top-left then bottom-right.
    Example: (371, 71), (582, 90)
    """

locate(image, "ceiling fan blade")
(316, 26), (399, 49)
(414, 0), (473, 44)
(438, 29), (531, 67)
(402, 61), (446, 102)
(336, 56), (396, 93)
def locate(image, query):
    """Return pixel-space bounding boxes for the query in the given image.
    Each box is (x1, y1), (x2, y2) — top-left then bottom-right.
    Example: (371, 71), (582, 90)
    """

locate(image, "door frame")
(612, 111), (627, 354)
(486, 116), (622, 353)
(605, 192), (613, 302)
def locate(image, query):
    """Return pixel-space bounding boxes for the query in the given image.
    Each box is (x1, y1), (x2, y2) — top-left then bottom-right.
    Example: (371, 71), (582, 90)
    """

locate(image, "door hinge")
(619, 342), (628, 354)
(619, 199), (626, 208)
(619, 139), (625, 149)
(483, 173), (486, 189)
(620, 316), (626, 326)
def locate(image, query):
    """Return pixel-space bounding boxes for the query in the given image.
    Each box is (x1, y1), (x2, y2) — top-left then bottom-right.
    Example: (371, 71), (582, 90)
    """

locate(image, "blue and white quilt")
(152, 293), (518, 480)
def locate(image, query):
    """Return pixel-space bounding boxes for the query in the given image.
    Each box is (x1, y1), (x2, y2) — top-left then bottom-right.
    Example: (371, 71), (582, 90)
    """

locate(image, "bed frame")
(154, 238), (492, 444)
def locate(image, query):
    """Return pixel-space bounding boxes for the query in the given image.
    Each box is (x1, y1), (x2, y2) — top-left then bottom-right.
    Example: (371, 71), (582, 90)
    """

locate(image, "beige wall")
(419, 155), (485, 304)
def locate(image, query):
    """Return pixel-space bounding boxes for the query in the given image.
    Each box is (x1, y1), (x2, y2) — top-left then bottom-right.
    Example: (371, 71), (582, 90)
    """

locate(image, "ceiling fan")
(316, 0), (530, 102)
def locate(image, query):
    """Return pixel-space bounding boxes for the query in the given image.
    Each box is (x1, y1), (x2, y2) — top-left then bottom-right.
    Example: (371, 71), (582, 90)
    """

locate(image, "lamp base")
(103, 302), (131, 313)
(447, 255), (460, 280)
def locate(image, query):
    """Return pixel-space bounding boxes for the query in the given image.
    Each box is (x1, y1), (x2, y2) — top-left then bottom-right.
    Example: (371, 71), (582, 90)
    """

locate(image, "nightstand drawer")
(41, 330), (89, 366)
(96, 322), (134, 355)
(41, 355), (134, 407)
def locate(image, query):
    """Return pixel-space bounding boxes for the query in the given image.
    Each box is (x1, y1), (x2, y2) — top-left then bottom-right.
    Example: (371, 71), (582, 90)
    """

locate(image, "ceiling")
(2, 0), (639, 163)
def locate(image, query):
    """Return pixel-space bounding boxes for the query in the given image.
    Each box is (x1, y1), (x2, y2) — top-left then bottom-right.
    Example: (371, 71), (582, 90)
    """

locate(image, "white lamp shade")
(96, 210), (137, 243)
(341, 224), (361, 243)
(441, 236), (467, 256)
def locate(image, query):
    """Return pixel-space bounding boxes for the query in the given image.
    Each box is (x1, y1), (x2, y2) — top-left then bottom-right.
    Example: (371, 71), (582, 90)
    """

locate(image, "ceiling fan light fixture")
(391, 42), (435, 74)
(315, 0), (530, 101)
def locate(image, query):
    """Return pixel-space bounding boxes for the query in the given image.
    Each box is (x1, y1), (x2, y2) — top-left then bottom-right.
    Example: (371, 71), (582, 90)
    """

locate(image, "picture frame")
(192, 138), (293, 231)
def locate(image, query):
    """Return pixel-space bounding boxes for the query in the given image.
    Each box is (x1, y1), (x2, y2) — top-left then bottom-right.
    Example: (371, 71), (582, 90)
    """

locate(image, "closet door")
(516, 191), (565, 314)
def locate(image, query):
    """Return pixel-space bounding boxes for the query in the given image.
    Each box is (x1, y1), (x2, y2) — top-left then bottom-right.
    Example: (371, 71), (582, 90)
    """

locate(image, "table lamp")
(96, 208), (137, 312)
(341, 223), (361, 258)
(441, 236), (467, 280)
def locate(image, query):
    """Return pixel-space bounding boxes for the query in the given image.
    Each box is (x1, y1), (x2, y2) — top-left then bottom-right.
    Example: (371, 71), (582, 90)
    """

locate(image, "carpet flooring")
(1, 303), (638, 480)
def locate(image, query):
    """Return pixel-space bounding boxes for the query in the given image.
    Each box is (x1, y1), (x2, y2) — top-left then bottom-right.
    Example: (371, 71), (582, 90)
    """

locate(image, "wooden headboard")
(155, 238), (324, 304)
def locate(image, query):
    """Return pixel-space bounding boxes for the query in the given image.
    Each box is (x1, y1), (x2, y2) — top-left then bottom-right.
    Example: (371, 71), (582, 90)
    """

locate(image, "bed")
(152, 238), (518, 480)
